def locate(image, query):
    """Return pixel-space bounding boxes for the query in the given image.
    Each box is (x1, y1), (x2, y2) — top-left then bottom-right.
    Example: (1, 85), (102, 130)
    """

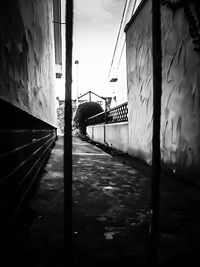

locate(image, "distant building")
(56, 93), (111, 135)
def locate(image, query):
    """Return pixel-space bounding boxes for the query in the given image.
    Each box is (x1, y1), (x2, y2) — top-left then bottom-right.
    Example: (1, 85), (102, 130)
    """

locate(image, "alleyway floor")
(72, 136), (150, 266)
(9, 136), (200, 267)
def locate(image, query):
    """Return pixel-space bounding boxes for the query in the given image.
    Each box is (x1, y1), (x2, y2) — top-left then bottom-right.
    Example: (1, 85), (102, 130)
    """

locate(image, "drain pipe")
(104, 101), (109, 146)
(148, 0), (162, 266)
(103, 123), (109, 146)
(64, 0), (73, 262)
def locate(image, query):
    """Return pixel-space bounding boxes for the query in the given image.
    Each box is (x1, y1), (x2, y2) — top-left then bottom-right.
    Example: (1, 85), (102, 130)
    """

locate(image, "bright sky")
(72, 0), (125, 99)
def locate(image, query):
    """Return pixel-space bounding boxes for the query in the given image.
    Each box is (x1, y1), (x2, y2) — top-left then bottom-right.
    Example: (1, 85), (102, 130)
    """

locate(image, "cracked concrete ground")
(8, 136), (200, 267)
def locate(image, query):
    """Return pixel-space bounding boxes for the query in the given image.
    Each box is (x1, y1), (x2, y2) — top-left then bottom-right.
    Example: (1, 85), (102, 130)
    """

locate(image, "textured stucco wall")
(0, 0), (56, 126)
(161, 4), (200, 179)
(126, 0), (200, 181)
(126, 0), (153, 165)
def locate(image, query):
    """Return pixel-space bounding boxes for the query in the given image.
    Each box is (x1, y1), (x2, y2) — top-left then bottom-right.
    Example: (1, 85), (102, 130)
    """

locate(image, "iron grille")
(87, 102), (128, 125)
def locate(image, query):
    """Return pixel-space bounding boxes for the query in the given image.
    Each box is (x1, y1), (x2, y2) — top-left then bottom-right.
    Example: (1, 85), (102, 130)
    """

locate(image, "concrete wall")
(126, 0), (200, 182)
(87, 122), (129, 153)
(87, 124), (105, 145)
(0, 0), (56, 126)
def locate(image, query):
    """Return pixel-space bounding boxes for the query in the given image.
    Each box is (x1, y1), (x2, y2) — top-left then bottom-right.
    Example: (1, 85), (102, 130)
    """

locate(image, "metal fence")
(0, 99), (57, 228)
(87, 102), (128, 125)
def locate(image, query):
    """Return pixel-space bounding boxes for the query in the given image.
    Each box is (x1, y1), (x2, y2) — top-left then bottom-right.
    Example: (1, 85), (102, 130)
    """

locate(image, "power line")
(131, 0), (138, 17)
(117, 40), (126, 69)
(116, 0), (138, 70)
(108, 0), (128, 78)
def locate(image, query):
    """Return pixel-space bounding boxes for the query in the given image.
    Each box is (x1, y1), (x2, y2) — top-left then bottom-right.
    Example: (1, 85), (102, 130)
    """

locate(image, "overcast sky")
(72, 0), (125, 99)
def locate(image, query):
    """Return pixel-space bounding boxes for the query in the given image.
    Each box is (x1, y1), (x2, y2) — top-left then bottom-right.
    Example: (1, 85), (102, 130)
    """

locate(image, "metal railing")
(87, 101), (128, 125)
(0, 99), (57, 229)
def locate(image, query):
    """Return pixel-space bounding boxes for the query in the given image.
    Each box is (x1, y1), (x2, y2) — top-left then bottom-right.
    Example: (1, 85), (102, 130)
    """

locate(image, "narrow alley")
(73, 136), (200, 266)
(72, 136), (150, 266)
(8, 135), (200, 267)
(1, 1), (200, 267)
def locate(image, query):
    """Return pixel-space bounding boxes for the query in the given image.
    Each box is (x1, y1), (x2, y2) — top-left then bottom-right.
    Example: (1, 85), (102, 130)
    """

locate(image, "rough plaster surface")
(126, 0), (153, 165)
(0, 0), (56, 126)
(161, 5), (200, 179)
(126, 0), (200, 181)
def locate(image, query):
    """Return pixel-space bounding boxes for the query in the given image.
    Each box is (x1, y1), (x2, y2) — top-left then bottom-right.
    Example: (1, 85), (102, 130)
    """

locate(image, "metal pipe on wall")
(64, 0), (73, 262)
(149, 0), (162, 265)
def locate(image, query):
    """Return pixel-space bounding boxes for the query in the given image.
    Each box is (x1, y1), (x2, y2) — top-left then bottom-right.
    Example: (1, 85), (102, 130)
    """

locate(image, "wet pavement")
(8, 136), (200, 267)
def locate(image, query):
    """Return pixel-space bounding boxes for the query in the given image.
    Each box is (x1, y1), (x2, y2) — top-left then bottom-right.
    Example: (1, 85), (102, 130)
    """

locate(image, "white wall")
(87, 122), (129, 153)
(0, 0), (56, 126)
(126, 0), (200, 182)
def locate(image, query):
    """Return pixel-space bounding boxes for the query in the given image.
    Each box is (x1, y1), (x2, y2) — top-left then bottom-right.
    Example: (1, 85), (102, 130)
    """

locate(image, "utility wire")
(117, 40), (126, 69)
(131, 0), (138, 16)
(117, 0), (138, 70)
(108, 0), (128, 78)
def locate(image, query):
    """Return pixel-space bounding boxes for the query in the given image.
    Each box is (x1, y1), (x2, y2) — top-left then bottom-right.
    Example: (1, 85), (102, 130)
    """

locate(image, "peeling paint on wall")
(0, 0), (56, 126)
(126, 0), (200, 183)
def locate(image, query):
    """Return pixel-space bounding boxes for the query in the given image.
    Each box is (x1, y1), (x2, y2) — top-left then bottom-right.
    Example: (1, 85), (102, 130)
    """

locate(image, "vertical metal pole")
(89, 91), (91, 102)
(104, 100), (107, 124)
(103, 99), (107, 144)
(75, 60), (79, 107)
(149, 0), (162, 265)
(64, 0), (73, 263)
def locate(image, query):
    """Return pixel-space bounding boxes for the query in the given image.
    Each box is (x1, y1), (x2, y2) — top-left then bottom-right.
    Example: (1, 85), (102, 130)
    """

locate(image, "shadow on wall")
(125, 0), (200, 184)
